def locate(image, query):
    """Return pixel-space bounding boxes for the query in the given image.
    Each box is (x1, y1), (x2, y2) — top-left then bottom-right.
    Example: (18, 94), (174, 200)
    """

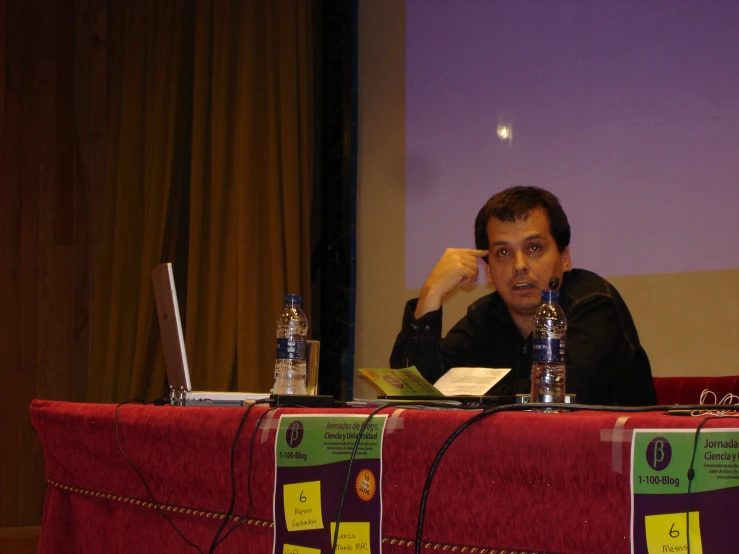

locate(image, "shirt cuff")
(402, 299), (442, 339)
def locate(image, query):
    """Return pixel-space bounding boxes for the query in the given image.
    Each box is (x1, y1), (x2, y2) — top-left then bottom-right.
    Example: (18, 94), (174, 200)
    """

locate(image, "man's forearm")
(389, 333), (446, 383)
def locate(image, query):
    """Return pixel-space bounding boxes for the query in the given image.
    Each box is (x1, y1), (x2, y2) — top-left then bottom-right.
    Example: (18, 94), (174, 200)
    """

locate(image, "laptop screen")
(152, 263), (192, 393)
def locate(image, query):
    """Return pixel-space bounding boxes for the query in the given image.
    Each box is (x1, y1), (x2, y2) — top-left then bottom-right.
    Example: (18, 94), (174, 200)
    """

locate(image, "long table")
(29, 399), (738, 553)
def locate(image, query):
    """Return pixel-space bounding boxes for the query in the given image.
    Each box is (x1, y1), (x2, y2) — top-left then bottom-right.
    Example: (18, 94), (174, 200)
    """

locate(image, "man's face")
(484, 207), (571, 318)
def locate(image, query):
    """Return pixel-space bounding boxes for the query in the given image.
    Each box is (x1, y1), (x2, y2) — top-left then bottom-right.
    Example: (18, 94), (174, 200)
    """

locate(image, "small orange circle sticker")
(355, 469), (376, 502)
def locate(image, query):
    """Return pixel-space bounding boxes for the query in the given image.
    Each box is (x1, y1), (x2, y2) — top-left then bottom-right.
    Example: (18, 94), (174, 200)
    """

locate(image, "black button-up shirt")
(390, 268), (657, 406)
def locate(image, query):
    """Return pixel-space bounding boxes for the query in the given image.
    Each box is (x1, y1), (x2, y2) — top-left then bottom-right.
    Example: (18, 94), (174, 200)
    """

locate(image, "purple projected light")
(405, 0), (739, 289)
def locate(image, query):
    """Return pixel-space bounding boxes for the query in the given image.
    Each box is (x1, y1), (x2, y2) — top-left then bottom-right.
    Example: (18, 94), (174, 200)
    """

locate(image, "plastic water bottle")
(531, 289), (567, 409)
(274, 294), (309, 395)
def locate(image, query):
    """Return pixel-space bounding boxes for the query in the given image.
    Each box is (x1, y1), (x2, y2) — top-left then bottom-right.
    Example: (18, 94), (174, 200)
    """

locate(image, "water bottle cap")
(540, 289), (559, 303)
(285, 294), (302, 306)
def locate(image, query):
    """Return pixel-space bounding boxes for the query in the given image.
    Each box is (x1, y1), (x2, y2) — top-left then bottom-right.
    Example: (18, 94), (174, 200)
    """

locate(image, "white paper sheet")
(433, 367), (511, 396)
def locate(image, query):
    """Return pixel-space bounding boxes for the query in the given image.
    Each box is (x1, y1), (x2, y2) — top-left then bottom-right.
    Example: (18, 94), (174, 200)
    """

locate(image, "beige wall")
(355, 1), (739, 398)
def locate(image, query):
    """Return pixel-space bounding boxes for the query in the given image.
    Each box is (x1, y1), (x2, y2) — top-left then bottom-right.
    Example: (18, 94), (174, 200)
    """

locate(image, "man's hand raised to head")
(414, 248), (489, 319)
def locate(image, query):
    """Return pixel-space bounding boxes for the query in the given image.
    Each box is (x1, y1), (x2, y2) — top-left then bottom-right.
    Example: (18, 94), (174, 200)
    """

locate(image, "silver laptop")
(151, 262), (270, 406)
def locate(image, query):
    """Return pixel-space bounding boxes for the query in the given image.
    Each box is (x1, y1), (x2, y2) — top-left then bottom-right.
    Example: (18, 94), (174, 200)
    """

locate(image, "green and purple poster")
(274, 414), (387, 554)
(631, 428), (739, 553)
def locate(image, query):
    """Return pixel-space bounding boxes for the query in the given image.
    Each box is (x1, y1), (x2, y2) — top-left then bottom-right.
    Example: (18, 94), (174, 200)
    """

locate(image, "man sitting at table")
(390, 185), (657, 406)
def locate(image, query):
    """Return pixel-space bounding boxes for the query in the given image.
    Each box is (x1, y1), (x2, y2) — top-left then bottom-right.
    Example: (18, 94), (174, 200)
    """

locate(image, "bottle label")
(276, 337), (306, 361)
(532, 338), (565, 363)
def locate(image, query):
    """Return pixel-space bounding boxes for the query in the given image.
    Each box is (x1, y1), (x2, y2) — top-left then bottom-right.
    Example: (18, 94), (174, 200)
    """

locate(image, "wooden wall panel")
(0, 0), (106, 527)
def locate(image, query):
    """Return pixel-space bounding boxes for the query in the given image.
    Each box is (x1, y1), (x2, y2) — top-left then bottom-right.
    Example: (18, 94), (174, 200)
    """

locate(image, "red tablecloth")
(30, 399), (738, 554)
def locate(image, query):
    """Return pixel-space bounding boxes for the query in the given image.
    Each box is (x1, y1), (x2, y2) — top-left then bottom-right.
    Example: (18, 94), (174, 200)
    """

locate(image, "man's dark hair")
(474, 186), (571, 256)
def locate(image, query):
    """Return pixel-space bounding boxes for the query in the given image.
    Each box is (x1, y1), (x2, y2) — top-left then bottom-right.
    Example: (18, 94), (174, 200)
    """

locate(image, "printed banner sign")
(631, 428), (739, 553)
(274, 414), (387, 554)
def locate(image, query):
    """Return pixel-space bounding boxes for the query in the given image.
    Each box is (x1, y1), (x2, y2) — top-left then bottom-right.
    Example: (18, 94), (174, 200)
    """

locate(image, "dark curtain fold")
(89, 0), (313, 402)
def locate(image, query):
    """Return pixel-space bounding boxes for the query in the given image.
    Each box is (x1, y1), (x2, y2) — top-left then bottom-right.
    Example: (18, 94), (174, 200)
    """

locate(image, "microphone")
(548, 276), (560, 290)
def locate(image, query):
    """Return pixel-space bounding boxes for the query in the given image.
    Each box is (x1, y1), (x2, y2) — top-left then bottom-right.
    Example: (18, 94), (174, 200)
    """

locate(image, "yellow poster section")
(330, 521), (371, 553)
(283, 481), (324, 532)
(357, 367), (441, 396)
(283, 545), (321, 554)
(645, 511), (702, 554)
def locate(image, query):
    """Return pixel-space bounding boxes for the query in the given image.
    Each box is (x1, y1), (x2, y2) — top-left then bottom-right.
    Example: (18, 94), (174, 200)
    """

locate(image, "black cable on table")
(330, 403), (400, 554)
(685, 415), (721, 554)
(116, 400), (204, 553)
(215, 398), (355, 552)
(212, 404), (279, 551)
(413, 402), (736, 554)
(207, 400), (268, 553)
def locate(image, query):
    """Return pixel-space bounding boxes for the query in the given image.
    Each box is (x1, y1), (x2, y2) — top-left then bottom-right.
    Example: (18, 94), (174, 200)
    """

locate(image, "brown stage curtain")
(89, 1), (313, 402)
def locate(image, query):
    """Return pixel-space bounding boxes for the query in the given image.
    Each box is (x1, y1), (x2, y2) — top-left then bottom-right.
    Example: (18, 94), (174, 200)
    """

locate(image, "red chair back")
(653, 375), (739, 405)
